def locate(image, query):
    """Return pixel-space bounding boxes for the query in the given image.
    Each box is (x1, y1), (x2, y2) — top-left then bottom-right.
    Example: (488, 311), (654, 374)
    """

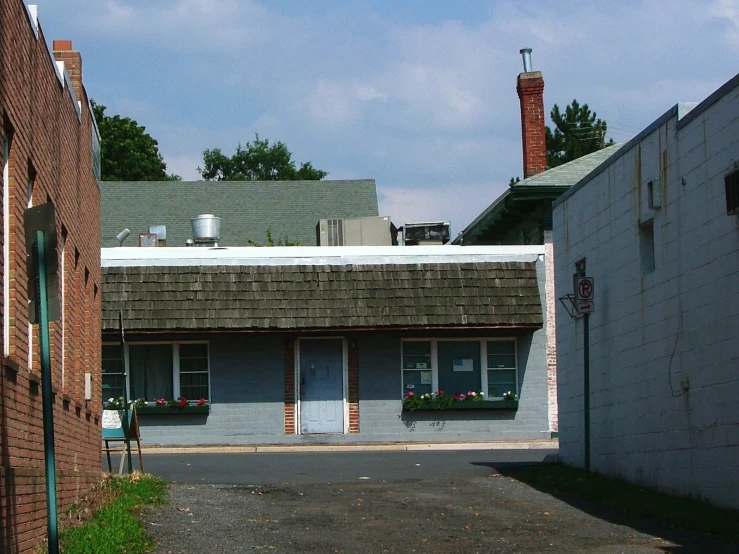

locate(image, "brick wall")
(553, 77), (739, 509)
(0, 2), (102, 552)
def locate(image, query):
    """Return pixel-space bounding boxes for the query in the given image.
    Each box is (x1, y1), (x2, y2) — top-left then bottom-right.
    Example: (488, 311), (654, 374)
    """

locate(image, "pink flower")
(459, 393), (466, 400)
(407, 391), (415, 397)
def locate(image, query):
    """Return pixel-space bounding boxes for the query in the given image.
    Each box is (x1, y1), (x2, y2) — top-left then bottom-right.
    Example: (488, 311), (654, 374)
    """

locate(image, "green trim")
(403, 400), (518, 412)
(136, 405), (210, 415)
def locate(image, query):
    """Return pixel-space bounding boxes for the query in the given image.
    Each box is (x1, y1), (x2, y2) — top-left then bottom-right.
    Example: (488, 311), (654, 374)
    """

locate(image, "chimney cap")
(519, 48), (533, 73)
(53, 40), (73, 51)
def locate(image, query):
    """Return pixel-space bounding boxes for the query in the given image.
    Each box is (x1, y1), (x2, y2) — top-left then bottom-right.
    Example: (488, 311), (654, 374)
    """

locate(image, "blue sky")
(37, 0), (739, 236)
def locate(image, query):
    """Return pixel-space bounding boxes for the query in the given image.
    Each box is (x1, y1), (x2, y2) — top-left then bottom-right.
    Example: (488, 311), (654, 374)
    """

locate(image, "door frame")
(295, 336), (348, 435)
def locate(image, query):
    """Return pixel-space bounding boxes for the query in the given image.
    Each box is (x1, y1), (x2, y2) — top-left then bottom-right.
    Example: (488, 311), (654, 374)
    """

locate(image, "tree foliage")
(545, 100), (614, 168)
(247, 227), (300, 247)
(198, 134), (327, 181)
(91, 101), (180, 181)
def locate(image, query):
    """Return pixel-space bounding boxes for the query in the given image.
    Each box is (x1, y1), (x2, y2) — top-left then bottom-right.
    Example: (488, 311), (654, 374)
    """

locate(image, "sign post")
(575, 276), (594, 473)
(25, 203), (60, 554)
(560, 272), (594, 473)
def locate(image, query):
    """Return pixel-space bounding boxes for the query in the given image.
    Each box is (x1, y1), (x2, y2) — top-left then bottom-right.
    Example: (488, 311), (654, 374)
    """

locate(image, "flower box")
(402, 400), (518, 412)
(136, 405), (210, 415)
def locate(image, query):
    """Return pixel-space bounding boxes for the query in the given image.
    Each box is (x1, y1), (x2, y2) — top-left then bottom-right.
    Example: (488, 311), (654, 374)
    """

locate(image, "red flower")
(178, 397), (188, 408)
(197, 398), (206, 406)
(438, 390), (445, 396)
(407, 391), (415, 397)
(452, 394), (460, 401)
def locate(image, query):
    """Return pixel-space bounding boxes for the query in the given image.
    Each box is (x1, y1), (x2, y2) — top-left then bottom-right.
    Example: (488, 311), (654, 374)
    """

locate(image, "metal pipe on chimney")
(520, 48), (533, 73)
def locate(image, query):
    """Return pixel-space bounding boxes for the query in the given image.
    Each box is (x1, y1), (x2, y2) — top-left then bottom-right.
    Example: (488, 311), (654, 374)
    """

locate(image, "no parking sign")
(575, 277), (594, 313)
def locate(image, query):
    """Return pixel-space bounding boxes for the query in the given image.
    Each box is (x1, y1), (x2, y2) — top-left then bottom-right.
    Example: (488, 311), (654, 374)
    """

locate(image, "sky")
(37, 0), (739, 237)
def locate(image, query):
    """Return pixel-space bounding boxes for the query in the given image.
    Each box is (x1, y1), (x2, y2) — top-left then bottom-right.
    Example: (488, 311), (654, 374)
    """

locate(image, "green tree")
(92, 101), (180, 181)
(546, 100), (614, 168)
(198, 134), (327, 181)
(247, 227), (300, 247)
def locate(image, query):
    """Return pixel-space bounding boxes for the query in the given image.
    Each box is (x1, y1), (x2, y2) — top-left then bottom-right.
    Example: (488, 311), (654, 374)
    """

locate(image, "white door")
(299, 339), (344, 434)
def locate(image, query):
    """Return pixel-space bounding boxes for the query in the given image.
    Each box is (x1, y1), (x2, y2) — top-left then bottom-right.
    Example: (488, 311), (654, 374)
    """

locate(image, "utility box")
(401, 222), (450, 245)
(317, 216), (392, 246)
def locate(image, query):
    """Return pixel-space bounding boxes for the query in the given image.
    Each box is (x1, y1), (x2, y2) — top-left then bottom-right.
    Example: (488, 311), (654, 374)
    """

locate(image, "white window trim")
(102, 340), (210, 403)
(27, 171), (33, 371)
(3, 130), (10, 356)
(401, 337), (519, 400)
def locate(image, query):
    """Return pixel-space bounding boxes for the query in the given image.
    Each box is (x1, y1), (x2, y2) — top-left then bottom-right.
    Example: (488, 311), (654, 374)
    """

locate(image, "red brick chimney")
(516, 48), (546, 178)
(52, 40), (83, 102)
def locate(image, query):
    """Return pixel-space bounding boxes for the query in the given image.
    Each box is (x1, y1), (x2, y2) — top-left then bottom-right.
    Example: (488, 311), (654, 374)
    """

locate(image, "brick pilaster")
(347, 338), (360, 434)
(284, 338), (296, 434)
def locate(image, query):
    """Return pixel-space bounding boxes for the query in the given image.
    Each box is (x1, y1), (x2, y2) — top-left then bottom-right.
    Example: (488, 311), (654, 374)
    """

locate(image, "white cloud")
(36, 0), (739, 231)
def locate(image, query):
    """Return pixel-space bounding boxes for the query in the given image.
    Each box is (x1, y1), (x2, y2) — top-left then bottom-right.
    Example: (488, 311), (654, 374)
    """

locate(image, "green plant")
(104, 397), (125, 410)
(402, 390), (485, 411)
(502, 391), (517, 401)
(59, 474), (167, 554)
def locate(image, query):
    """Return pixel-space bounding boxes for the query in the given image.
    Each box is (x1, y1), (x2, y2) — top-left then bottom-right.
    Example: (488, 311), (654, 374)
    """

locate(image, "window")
(102, 344), (125, 401)
(486, 340), (517, 399)
(639, 220), (655, 274)
(179, 343), (209, 399)
(401, 341), (433, 397)
(101, 342), (210, 404)
(400, 338), (518, 400)
(726, 167), (739, 215)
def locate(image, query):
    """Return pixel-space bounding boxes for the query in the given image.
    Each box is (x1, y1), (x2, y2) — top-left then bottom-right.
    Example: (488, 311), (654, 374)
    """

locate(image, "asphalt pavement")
(140, 448), (559, 485)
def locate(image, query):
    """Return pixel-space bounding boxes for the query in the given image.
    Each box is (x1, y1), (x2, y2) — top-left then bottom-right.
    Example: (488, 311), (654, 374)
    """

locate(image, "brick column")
(347, 338), (359, 434)
(544, 231), (558, 433)
(284, 338), (296, 434)
(517, 71), (547, 178)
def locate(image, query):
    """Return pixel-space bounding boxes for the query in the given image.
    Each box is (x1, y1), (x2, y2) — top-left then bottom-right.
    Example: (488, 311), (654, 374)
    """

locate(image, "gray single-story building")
(101, 245), (554, 445)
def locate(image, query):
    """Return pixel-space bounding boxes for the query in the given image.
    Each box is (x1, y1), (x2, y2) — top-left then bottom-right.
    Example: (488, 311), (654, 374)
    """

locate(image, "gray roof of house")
(101, 179), (379, 248)
(454, 144), (624, 243)
(512, 144), (624, 188)
(102, 262), (543, 332)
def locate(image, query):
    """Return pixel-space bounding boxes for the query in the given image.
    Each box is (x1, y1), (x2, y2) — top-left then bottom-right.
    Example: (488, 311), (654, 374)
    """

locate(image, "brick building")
(1, 2), (102, 552)
(553, 73), (739, 509)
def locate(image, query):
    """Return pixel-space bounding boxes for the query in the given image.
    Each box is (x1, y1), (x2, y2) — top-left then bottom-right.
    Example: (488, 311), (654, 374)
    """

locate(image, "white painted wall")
(553, 76), (739, 509)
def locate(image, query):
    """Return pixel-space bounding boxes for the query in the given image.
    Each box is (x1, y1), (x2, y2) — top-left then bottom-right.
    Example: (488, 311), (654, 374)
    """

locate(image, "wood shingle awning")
(102, 262), (543, 332)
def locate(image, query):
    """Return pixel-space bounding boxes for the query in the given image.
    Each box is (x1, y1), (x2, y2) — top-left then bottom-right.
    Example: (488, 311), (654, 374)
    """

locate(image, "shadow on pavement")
(473, 460), (739, 554)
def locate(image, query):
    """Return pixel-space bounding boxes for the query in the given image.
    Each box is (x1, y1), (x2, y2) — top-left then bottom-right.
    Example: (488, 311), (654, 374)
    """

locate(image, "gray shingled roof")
(102, 263), (543, 331)
(101, 180), (379, 248)
(455, 144), (623, 243)
(513, 144), (623, 188)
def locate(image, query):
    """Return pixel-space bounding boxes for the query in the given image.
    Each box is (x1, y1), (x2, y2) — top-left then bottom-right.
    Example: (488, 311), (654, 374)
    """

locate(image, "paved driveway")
(141, 450), (736, 553)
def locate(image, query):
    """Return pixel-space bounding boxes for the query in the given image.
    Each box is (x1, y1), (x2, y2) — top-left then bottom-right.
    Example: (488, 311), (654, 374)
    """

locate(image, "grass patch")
(59, 474), (167, 554)
(514, 463), (739, 543)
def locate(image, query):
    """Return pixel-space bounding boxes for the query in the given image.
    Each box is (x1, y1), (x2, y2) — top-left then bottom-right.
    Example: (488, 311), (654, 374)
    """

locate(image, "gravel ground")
(144, 475), (737, 553)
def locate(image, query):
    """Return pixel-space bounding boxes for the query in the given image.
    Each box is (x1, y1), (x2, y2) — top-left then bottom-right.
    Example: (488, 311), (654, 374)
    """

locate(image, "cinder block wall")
(553, 80), (739, 509)
(0, 2), (102, 552)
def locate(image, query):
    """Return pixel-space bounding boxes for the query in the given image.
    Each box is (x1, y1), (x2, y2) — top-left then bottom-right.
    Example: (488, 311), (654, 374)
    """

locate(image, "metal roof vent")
(191, 214), (221, 246)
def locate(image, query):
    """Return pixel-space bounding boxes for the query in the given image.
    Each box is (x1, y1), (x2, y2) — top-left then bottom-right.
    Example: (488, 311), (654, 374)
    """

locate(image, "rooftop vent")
(191, 214), (221, 246)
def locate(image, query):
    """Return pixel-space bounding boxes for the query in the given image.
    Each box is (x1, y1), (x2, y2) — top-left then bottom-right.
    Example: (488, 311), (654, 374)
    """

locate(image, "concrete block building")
(0, 3), (102, 552)
(553, 73), (739, 509)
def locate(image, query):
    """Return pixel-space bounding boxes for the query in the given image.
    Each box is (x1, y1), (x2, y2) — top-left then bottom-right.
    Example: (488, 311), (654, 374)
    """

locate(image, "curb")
(142, 440), (558, 455)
